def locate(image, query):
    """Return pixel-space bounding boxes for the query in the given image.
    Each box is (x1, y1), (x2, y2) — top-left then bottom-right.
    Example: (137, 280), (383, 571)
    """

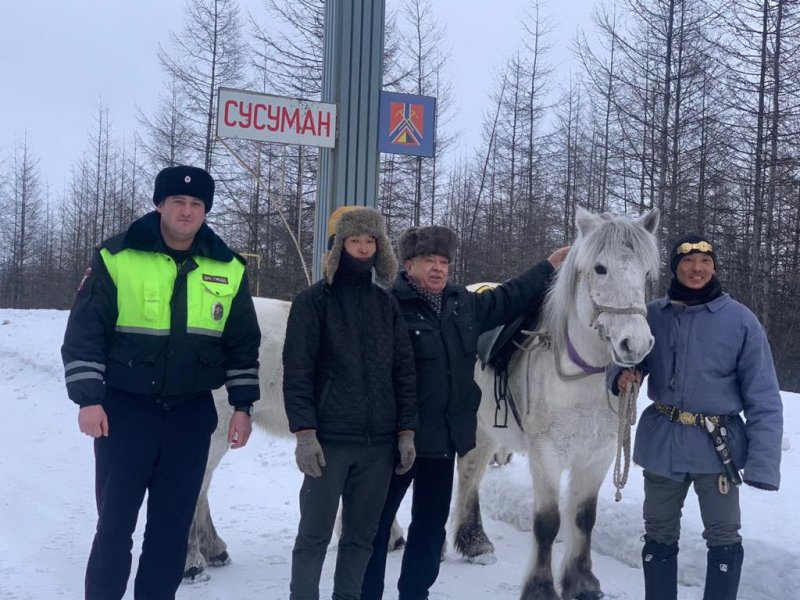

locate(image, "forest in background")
(3, 0), (800, 390)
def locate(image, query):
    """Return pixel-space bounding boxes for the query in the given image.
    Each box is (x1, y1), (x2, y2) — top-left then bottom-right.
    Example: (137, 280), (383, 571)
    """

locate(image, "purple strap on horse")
(566, 334), (606, 375)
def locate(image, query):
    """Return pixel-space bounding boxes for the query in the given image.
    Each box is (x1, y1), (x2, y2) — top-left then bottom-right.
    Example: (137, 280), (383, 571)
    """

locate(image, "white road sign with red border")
(216, 87), (336, 148)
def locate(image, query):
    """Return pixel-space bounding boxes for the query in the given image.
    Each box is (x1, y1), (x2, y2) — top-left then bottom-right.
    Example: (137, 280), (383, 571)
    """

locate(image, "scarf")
(337, 250), (376, 282)
(403, 272), (443, 318)
(667, 275), (722, 306)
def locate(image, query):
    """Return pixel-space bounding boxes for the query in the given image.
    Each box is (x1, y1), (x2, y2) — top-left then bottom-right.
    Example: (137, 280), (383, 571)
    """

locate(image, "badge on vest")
(203, 274), (229, 284)
(212, 302), (224, 321)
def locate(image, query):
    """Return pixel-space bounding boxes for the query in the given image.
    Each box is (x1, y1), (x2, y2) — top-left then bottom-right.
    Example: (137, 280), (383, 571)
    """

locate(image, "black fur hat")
(152, 165), (215, 213)
(669, 233), (717, 274)
(323, 206), (397, 286)
(398, 225), (458, 263)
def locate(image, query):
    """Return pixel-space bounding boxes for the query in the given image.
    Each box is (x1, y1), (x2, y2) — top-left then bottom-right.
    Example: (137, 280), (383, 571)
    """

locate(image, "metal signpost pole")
(313, 0), (386, 282)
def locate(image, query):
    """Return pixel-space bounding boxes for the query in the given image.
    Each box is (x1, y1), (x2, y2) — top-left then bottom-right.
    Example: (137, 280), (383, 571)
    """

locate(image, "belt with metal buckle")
(653, 402), (719, 427)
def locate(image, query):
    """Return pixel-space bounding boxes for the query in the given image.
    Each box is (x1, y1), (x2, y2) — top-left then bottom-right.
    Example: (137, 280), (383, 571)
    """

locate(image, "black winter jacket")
(282, 269), (418, 445)
(393, 260), (554, 458)
(61, 211), (261, 409)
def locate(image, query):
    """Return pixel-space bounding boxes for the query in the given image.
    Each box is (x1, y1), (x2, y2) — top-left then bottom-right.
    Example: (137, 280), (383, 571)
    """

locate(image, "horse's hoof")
(573, 593), (603, 600)
(466, 552), (497, 565)
(182, 565), (211, 584)
(390, 536), (406, 551)
(208, 550), (231, 567)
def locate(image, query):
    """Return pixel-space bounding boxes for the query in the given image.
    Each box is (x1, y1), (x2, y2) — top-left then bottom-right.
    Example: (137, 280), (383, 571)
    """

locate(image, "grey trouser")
(643, 470), (742, 547)
(290, 441), (394, 600)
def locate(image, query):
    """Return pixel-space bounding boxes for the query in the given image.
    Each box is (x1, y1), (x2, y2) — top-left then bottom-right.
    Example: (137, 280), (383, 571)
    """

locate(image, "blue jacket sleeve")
(61, 252), (117, 407)
(738, 317), (783, 490)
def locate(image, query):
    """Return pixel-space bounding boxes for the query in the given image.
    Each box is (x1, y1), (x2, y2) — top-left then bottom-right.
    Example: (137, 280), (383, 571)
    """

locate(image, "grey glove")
(396, 430), (416, 475)
(295, 431), (326, 477)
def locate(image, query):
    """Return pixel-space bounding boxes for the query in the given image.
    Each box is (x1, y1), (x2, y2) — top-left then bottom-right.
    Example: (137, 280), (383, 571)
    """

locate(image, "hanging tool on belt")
(704, 416), (743, 493)
(654, 402), (742, 494)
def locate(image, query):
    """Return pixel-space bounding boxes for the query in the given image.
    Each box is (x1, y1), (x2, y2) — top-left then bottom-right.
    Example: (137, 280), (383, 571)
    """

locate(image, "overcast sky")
(0, 0), (594, 192)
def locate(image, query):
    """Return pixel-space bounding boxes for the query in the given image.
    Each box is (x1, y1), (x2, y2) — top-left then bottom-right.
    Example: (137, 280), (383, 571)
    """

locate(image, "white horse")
(183, 297), (406, 582)
(453, 207), (660, 600)
(183, 297), (292, 581)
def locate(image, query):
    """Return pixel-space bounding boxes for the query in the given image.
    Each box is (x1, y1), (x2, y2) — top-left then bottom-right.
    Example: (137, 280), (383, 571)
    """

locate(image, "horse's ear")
(636, 208), (660, 234)
(575, 206), (602, 236)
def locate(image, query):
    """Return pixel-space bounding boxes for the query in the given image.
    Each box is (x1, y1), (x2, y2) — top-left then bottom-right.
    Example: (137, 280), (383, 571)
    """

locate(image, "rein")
(612, 379), (639, 501)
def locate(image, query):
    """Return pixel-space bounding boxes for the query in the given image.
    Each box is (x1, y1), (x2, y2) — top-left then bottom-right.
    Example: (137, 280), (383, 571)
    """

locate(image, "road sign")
(378, 92), (436, 157)
(216, 87), (337, 148)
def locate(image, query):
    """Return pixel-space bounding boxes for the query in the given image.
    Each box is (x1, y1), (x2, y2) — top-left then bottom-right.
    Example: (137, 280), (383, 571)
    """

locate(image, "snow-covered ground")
(0, 308), (797, 599)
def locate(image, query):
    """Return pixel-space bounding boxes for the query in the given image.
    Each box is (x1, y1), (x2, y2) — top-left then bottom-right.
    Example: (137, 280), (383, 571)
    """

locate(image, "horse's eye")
(594, 264), (607, 275)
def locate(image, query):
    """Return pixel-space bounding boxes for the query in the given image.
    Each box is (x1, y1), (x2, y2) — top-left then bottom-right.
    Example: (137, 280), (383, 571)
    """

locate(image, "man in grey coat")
(611, 233), (783, 600)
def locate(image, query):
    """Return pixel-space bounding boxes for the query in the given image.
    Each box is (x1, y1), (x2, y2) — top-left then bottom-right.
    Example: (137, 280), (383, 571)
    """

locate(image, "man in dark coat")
(61, 165), (261, 599)
(361, 225), (568, 600)
(283, 206), (418, 600)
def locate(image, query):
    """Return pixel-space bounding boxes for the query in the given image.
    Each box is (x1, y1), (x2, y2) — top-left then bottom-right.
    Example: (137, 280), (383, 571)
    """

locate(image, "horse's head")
(544, 207), (660, 368)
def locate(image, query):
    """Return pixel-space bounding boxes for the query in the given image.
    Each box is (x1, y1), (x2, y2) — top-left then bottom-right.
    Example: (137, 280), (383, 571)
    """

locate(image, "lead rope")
(612, 379), (639, 502)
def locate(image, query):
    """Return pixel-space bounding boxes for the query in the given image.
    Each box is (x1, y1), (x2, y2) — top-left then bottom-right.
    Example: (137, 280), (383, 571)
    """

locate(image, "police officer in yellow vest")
(61, 165), (261, 600)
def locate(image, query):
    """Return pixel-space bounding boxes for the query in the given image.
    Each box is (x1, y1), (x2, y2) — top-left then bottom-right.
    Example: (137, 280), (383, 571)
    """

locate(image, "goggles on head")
(677, 241), (713, 255)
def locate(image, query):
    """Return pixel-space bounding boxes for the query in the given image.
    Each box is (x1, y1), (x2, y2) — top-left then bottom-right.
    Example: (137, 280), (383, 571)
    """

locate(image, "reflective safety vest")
(99, 248), (245, 338)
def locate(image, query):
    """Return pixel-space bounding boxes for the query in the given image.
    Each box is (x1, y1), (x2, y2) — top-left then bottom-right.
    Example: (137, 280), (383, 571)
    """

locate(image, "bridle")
(555, 274), (648, 380)
(513, 271), (649, 381)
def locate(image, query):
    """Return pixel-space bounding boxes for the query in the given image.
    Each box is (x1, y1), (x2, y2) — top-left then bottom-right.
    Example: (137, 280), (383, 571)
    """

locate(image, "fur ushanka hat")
(323, 206), (397, 286)
(152, 165), (215, 213)
(397, 225), (458, 263)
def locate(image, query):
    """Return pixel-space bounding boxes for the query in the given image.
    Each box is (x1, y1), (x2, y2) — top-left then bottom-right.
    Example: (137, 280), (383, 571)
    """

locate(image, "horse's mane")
(540, 214), (660, 354)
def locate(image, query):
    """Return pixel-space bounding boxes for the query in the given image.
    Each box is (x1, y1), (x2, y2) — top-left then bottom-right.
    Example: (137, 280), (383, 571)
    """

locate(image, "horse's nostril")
(620, 338), (631, 354)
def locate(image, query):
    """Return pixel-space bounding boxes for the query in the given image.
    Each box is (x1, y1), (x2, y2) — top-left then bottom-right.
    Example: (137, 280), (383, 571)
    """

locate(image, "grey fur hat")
(398, 225), (458, 263)
(323, 206), (397, 286)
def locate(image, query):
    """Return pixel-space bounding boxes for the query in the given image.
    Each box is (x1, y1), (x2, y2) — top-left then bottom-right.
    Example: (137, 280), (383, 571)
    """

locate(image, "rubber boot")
(702, 543), (743, 600)
(642, 536), (679, 600)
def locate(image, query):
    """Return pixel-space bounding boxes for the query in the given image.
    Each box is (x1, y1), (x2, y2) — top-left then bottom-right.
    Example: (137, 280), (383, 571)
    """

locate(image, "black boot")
(703, 543), (743, 600)
(642, 536), (678, 600)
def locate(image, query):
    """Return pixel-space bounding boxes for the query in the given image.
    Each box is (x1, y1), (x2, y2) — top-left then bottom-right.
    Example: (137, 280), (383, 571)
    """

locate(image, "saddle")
(473, 283), (545, 429)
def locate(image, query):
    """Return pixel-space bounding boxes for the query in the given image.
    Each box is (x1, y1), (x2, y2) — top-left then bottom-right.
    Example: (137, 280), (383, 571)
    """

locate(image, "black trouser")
(290, 441), (394, 600)
(362, 455), (455, 600)
(85, 390), (217, 600)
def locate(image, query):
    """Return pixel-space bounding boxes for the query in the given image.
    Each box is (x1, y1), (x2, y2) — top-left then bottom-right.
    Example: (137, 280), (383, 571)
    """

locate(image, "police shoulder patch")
(77, 266), (92, 292)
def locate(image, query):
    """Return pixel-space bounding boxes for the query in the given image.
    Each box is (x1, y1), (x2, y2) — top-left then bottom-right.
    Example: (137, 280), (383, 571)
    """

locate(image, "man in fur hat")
(612, 233), (782, 600)
(283, 206), (418, 600)
(362, 225), (568, 600)
(61, 165), (261, 599)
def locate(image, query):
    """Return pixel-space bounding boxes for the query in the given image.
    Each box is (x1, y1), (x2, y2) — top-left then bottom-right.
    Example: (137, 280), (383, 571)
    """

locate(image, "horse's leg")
(558, 455), (611, 600)
(520, 444), (562, 600)
(334, 502), (406, 551)
(389, 518), (406, 550)
(453, 423), (498, 562)
(183, 402), (233, 583)
(491, 445), (513, 466)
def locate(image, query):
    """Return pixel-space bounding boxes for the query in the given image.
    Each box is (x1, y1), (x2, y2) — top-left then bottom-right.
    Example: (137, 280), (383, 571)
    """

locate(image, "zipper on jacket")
(357, 284), (373, 445)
